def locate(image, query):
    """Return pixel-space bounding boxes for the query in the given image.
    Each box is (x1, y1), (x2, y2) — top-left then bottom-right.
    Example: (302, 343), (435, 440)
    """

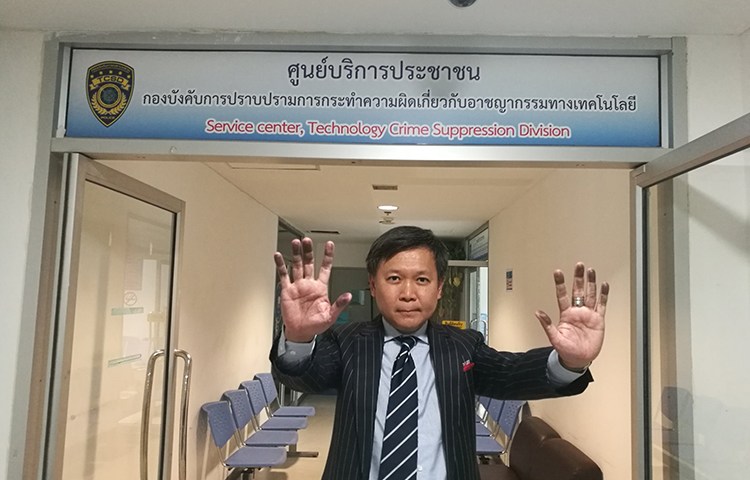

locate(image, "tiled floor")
(255, 394), (336, 480)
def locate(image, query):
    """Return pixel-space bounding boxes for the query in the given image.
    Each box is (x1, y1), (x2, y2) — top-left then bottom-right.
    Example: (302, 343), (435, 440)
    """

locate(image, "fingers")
(597, 282), (610, 318)
(274, 252), (290, 288)
(290, 238), (303, 281)
(585, 268), (597, 309)
(571, 262), (585, 305)
(554, 270), (569, 311)
(302, 237), (315, 279)
(289, 237), (315, 281)
(280, 237), (337, 284)
(555, 263), (604, 313)
(317, 241), (335, 285)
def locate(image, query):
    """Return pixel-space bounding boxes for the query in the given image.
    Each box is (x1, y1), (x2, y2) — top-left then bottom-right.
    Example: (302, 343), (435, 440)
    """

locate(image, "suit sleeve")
(469, 332), (593, 400)
(269, 327), (343, 394)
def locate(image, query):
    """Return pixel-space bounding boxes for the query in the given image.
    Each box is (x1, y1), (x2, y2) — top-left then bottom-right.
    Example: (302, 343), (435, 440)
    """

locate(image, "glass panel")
(468, 267), (489, 339)
(61, 181), (175, 480)
(648, 150), (750, 480)
(437, 265), (488, 339)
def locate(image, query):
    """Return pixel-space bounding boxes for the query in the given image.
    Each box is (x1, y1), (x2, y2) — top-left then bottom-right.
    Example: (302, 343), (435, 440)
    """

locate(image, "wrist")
(559, 356), (591, 373)
(283, 328), (315, 344)
(285, 334), (315, 343)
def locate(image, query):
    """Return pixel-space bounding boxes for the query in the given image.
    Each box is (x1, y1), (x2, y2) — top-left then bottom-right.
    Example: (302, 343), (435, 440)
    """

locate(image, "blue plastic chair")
(240, 379), (319, 458)
(484, 398), (506, 437)
(476, 399), (506, 457)
(221, 389), (298, 448)
(475, 396), (495, 436)
(476, 399), (527, 459)
(201, 401), (286, 479)
(254, 372), (316, 418)
(240, 379), (308, 431)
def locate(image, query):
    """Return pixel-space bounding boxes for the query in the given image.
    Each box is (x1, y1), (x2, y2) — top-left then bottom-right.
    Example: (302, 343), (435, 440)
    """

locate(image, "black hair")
(366, 226), (449, 281)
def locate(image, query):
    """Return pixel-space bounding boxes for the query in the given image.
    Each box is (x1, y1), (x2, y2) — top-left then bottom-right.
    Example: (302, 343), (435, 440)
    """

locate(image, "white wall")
(686, 35), (748, 137)
(675, 34), (750, 478)
(330, 240), (371, 268)
(313, 239), (371, 269)
(102, 160), (279, 479)
(488, 168), (633, 479)
(0, 30), (46, 479)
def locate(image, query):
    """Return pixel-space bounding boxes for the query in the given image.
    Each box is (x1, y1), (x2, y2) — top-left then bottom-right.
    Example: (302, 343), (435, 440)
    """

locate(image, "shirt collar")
(382, 317), (429, 344)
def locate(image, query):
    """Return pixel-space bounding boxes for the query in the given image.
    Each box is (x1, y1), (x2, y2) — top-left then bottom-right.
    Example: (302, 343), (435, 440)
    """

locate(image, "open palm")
(274, 238), (351, 342)
(535, 263), (609, 370)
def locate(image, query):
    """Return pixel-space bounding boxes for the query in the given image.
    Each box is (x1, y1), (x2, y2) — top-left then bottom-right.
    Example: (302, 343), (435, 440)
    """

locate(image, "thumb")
(535, 310), (558, 344)
(330, 292), (352, 321)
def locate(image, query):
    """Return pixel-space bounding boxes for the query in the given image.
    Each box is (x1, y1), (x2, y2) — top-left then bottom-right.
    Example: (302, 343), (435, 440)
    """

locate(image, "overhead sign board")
(66, 49), (661, 147)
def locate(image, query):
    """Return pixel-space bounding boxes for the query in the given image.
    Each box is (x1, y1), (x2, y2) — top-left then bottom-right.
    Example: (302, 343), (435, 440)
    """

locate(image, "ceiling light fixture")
(378, 205), (398, 225)
(379, 211), (396, 225)
(449, 0), (477, 7)
(378, 205), (399, 213)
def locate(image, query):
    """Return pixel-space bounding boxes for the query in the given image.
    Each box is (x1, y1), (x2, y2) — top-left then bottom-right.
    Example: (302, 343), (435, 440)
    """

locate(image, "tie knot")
(396, 335), (418, 351)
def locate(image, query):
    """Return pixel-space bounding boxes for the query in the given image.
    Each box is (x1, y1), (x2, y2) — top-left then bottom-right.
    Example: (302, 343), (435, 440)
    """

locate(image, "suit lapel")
(428, 323), (455, 437)
(429, 322), (459, 391)
(354, 319), (384, 478)
(428, 322), (470, 479)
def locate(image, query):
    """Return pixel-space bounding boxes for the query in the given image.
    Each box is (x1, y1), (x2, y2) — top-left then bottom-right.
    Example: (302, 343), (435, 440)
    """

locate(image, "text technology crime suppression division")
(204, 119), (572, 141)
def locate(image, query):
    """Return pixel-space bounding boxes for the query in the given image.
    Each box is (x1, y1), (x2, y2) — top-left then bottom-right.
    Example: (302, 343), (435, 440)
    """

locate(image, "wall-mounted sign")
(441, 320), (467, 329)
(66, 49), (661, 147)
(468, 228), (489, 260)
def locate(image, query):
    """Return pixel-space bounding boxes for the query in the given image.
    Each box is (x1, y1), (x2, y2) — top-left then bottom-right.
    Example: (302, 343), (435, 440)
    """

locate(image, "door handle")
(139, 349), (193, 480)
(141, 349), (165, 480)
(173, 349), (192, 480)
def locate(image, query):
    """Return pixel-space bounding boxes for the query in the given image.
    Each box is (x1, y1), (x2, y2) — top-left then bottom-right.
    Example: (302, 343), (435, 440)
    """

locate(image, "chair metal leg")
(287, 444), (319, 458)
(238, 469), (256, 480)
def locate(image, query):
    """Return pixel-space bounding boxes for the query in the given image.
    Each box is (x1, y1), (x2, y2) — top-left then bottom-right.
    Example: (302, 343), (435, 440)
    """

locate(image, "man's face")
(369, 247), (444, 333)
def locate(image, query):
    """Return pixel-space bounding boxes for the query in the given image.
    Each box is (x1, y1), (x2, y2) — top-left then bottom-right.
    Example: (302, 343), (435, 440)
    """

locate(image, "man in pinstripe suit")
(270, 226), (608, 480)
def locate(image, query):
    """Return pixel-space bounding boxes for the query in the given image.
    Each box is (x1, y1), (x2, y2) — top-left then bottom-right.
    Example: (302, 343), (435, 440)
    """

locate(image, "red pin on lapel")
(462, 360), (475, 372)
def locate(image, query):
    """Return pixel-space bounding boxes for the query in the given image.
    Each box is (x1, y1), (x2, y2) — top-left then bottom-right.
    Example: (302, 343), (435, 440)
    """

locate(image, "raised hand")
(535, 263), (609, 371)
(274, 237), (351, 342)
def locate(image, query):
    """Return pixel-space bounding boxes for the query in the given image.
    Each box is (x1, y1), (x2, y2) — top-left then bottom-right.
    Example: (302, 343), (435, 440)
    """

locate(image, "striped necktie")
(379, 335), (419, 480)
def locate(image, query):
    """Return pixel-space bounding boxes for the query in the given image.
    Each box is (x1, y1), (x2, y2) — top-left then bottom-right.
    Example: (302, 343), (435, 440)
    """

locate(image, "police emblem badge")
(86, 61), (134, 127)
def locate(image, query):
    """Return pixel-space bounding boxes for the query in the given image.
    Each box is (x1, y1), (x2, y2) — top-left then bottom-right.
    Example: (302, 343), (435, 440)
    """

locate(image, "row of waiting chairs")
(475, 396), (527, 462)
(202, 373), (316, 479)
(204, 379), (523, 477)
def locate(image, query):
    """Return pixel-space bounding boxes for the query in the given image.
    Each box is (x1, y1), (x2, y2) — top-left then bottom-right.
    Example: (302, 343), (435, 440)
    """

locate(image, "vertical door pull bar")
(173, 349), (193, 480)
(141, 349), (165, 480)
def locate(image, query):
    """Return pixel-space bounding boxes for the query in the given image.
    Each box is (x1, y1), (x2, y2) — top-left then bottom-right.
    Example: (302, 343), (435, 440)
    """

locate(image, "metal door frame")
(20, 30), (693, 480)
(630, 112), (750, 479)
(42, 154), (186, 480)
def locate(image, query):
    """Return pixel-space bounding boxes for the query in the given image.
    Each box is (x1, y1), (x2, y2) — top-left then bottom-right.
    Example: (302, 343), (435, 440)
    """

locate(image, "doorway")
(46, 155), (190, 480)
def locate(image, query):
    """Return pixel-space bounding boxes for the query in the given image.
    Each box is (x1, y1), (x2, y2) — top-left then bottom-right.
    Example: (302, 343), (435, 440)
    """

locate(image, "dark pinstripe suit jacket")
(270, 317), (592, 480)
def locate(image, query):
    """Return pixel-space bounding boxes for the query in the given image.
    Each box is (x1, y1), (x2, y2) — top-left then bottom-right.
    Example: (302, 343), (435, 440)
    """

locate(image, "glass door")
(634, 113), (750, 480)
(46, 155), (187, 480)
(467, 265), (489, 339)
(438, 260), (489, 338)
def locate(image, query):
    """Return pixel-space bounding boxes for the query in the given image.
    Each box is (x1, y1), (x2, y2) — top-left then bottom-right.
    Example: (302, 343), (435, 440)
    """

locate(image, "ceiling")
(2, 0), (748, 36)
(207, 162), (553, 242)
(5, 0), (749, 243)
